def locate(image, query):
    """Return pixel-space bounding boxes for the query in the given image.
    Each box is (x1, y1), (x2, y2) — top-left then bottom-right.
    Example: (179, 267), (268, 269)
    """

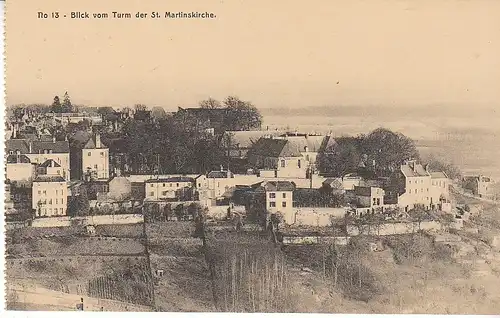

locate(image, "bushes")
(88, 261), (154, 306)
(384, 233), (433, 264)
(205, 238), (292, 312)
(383, 232), (456, 265)
(319, 238), (384, 302)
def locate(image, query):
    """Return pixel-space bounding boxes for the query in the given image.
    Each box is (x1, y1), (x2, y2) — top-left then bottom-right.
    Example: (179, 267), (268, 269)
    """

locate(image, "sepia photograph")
(2, 0), (500, 315)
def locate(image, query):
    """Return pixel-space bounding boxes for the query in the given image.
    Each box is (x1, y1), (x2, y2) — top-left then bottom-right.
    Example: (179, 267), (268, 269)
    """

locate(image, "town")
(5, 93), (500, 312)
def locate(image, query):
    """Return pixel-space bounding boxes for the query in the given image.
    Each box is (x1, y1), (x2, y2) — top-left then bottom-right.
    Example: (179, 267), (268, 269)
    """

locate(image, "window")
(56, 199), (59, 204)
(8, 150), (13, 155)
(176, 183), (179, 187)
(49, 208), (52, 215)
(100, 152), (104, 157)
(151, 184), (154, 188)
(376, 198), (380, 205)
(49, 199), (52, 204)
(269, 193), (276, 198)
(94, 164), (98, 169)
(281, 160), (285, 168)
(38, 190), (41, 195)
(427, 188), (429, 192)
(421, 188), (423, 193)
(61, 198), (64, 204)
(162, 183), (166, 187)
(42, 208), (46, 215)
(162, 191), (167, 195)
(282, 202), (287, 208)
(373, 198), (377, 205)
(409, 189), (411, 194)
(60, 208), (64, 214)
(282, 193), (286, 198)
(88, 152), (92, 156)
(57, 170), (60, 175)
(170, 183), (173, 187)
(150, 192), (154, 196)
(409, 180), (411, 184)
(43, 190), (47, 195)
(270, 202), (276, 207)
(298, 160), (301, 168)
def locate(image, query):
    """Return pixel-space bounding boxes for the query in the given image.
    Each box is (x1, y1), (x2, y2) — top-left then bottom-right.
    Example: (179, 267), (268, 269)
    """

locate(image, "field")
(5, 223), (154, 310)
(145, 221), (214, 312)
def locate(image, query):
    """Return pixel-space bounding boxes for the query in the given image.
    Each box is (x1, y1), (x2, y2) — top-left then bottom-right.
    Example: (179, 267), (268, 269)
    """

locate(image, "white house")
(32, 175), (68, 217)
(5, 154), (36, 182)
(255, 180), (296, 225)
(145, 176), (195, 201)
(354, 186), (385, 209)
(207, 169), (235, 201)
(6, 138), (70, 181)
(82, 133), (110, 180)
(397, 161), (449, 211)
(247, 138), (308, 179)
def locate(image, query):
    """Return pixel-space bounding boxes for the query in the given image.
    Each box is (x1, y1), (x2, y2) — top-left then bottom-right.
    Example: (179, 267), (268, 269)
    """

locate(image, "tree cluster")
(114, 116), (225, 174)
(317, 128), (420, 177)
(144, 202), (206, 223)
(205, 239), (292, 312)
(51, 92), (73, 113)
(424, 154), (462, 180)
(199, 96), (263, 131)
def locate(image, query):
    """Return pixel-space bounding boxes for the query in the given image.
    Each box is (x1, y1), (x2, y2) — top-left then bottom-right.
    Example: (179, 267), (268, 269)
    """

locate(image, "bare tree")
(199, 98), (222, 109)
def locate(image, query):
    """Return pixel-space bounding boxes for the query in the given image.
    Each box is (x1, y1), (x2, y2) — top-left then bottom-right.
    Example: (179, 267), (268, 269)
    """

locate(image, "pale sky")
(6, 0), (500, 110)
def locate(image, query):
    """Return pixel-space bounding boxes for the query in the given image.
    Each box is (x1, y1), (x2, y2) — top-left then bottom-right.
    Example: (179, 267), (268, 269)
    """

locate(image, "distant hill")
(260, 105), (498, 119)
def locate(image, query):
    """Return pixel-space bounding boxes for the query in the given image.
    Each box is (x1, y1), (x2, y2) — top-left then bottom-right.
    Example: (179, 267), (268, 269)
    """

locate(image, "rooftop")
(39, 159), (61, 168)
(401, 162), (430, 178)
(430, 171), (448, 179)
(248, 138), (302, 158)
(31, 140), (70, 153)
(145, 176), (195, 183)
(256, 180), (296, 192)
(33, 175), (66, 183)
(207, 170), (233, 179)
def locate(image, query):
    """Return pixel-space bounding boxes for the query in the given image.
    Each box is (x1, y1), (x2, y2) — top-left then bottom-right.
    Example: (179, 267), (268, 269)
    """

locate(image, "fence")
(346, 220), (443, 236)
(6, 220), (31, 230)
(282, 236), (350, 245)
(293, 207), (346, 226)
(31, 214), (144, 228)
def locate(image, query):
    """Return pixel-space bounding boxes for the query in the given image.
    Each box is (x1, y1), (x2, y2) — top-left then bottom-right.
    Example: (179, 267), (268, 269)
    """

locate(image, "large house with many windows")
(32, 175), (68, 217)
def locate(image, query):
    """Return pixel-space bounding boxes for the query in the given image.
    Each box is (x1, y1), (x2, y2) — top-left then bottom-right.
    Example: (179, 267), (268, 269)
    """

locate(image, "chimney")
(220, 164), (224, 172)
(96, 133), (102, 148)
(12, 123), (17, 139)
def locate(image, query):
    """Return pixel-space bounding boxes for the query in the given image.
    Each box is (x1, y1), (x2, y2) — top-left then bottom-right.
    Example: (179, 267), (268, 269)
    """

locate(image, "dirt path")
(7, 283), (153, 312)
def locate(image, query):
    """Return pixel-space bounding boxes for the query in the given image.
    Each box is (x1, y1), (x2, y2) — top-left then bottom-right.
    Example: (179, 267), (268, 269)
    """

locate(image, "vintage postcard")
(2, 0), (500, 315)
